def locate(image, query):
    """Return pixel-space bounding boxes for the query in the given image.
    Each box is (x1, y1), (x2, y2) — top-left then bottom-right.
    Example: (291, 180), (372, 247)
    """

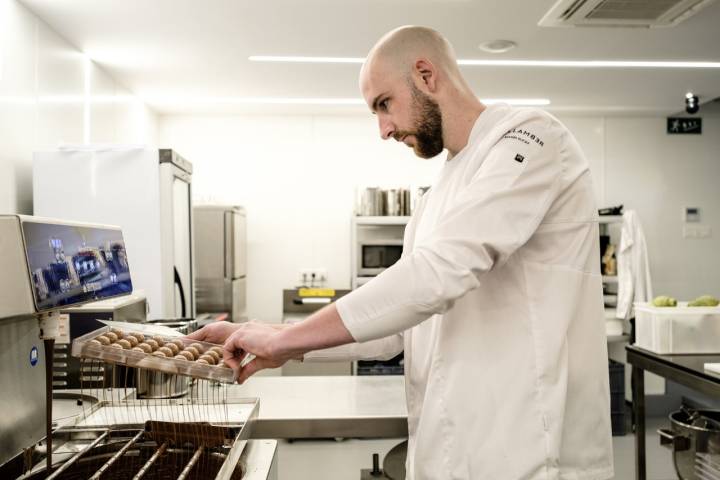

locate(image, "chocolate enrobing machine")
(0, 215), (275, 480)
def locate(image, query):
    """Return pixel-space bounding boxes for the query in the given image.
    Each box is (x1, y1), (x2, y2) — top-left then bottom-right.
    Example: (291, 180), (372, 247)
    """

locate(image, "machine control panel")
(20, 218), (133, 311)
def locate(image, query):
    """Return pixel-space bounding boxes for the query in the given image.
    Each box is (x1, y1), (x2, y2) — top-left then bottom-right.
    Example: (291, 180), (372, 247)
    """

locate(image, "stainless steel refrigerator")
(194, 205), (247, 322)
(33, 146), (194, 320)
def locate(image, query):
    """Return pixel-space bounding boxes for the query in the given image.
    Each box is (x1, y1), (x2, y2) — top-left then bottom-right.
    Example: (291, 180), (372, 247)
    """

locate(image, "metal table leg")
(633, 365), (646, 480)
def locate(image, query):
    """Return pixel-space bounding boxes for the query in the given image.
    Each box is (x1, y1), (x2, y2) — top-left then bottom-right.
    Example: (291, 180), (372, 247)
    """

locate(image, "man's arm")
(273, 303), (354, 358)
(220, 304), (355, 383)
(303, 332), (403, 362)
(188, 304), (403, 381)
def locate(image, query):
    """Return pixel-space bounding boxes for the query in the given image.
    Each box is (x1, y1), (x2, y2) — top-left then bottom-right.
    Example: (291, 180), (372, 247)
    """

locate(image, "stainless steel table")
(626, 345), (720, 480)
(226, 375), (408, 439)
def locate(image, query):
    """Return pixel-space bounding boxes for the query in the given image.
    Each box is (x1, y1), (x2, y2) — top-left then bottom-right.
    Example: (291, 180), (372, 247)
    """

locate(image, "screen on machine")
(22, 220), (133, 310)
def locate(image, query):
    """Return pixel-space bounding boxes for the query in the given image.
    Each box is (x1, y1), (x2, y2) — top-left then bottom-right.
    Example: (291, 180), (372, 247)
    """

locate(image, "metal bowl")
(135, 317), (198, 398)
(659, 408), (720, 480)
(135, 370), (190, 399)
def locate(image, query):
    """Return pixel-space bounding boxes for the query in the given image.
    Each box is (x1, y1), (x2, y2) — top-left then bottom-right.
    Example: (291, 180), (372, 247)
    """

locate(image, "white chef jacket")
(616, 210), (653, 320)
(323, 104), (613, 479)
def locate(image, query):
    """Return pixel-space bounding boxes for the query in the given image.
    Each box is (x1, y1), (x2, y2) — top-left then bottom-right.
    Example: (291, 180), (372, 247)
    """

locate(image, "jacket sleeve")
(303, 333), (403, 362)
(336, 116), (565, 342)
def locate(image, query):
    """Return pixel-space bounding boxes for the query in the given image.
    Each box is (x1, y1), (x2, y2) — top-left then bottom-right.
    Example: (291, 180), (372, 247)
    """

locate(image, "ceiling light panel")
(137, 96), (550, 107)
(249, 56), (364, 63)
(249, 56), (720, 69)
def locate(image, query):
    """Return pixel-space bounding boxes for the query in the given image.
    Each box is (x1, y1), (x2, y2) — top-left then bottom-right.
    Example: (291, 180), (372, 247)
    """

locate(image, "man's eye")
(379, 99), (389, 111)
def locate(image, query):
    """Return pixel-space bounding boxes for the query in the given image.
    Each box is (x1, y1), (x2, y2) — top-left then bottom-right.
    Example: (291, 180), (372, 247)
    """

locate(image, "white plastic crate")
(635, 302), (720, 354)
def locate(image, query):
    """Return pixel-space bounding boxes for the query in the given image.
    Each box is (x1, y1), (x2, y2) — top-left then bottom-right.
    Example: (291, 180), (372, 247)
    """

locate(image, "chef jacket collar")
(445, 103), (504, 163)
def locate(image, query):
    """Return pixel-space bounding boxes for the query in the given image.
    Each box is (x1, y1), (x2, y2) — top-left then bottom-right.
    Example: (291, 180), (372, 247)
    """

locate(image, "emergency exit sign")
(667, 117), (702, 134)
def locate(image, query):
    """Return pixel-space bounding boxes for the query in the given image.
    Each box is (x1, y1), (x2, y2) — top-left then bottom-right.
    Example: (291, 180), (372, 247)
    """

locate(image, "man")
(189, 26), (613, 479)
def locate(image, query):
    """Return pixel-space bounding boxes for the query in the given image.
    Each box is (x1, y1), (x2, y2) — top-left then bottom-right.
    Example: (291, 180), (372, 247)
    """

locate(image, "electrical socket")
(697, 226), (712, 238)
(298, 269), (328, 286)
(683, 225), (712, 239)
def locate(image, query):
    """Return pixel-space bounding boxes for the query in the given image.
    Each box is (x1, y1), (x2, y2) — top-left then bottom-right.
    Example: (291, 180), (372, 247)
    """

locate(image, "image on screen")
(22, 221), (133, 310)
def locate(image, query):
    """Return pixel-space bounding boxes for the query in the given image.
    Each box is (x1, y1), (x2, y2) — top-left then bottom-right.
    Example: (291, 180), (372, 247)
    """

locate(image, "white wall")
(160, 112), (720, 326)
(0, 0), (158, 215)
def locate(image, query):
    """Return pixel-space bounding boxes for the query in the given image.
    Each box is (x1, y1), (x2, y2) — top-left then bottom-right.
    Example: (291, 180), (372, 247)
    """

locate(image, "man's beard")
(395, 85), (444, 159)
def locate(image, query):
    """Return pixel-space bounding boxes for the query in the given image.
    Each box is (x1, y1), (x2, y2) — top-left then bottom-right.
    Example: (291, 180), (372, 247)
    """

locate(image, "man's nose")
(379, 117), (395, 140)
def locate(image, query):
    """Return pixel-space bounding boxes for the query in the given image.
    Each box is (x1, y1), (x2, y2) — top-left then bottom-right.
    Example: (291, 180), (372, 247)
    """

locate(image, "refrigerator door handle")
(174, 266), (187, 318)
(224, 211), (233, 280)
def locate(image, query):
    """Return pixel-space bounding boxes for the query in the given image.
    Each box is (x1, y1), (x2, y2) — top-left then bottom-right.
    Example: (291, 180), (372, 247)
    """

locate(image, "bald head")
(360, 26), (463, 90)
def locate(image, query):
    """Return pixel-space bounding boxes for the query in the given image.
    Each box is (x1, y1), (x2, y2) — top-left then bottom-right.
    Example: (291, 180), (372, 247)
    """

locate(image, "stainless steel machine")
(0, 214), (135, 473)
(0, 214), (276, 479)
(55, 293), (147, 390)
(194, 205), (247, 322)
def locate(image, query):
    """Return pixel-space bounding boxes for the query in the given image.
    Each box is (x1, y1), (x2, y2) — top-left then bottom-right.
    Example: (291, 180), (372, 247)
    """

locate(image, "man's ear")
(414, 59), (437, 93)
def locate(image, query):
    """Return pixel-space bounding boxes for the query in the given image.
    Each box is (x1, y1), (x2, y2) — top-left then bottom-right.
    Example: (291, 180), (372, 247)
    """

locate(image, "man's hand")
(186, 321), (242, 344)
(202, 304), (354, 384)
(223, 321), (295, 384)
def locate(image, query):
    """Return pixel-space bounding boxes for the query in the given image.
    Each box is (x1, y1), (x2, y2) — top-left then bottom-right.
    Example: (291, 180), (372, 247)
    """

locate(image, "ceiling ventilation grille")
(539, 0), (717, 27)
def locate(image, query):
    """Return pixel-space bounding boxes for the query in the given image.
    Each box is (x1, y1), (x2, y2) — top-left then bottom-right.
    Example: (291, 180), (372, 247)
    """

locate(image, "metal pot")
(135, 318), (197, 399)
(659, 407), (720, 480)
(135, 369), (189, 399)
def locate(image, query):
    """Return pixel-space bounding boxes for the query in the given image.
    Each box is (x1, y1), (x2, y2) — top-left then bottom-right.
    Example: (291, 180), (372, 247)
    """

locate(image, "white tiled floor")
(276, 416), (679, 480)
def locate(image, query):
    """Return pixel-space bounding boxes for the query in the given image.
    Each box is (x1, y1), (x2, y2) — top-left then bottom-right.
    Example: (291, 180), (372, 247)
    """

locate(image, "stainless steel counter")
(52, 376), (408, 440)
(226, 375), (408, 439)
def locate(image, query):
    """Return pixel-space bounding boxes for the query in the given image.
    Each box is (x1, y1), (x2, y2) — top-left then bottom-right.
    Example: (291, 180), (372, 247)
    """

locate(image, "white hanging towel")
(616, 210), (653, 320)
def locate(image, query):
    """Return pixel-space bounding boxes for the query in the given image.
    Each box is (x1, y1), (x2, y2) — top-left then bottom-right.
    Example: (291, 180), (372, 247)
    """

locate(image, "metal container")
(135, 318), (198, 398)
(385, 189), (400, 216)
(194, 205), (247, 322)
(136, 369), (190, 399)
(659, 408), (720, 480)
(360, 187), (382, 216)
(358, 187), (415, 216)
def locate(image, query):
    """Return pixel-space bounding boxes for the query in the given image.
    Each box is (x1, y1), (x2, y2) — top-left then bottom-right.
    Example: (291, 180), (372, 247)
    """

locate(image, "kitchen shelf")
(598, 215), (623, 224)
(607, 334), (630, 343)
(602, 275), (618, 284)
(353, 216), (410, 225)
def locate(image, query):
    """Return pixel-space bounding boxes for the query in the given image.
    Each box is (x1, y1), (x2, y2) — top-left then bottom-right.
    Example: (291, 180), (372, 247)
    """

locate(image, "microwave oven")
(357, 239), (403, 276)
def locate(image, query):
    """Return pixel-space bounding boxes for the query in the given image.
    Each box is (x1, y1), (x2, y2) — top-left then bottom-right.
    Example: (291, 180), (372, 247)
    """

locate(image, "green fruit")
(652, 295), (677, 307)
(688, 295), (720, 307)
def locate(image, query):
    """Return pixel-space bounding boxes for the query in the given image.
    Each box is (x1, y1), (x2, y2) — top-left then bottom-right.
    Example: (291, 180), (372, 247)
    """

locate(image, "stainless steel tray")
(71, 326), (236, 384)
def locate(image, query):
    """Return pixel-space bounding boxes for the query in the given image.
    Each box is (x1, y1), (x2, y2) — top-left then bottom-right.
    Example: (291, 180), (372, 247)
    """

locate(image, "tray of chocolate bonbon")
(71, 326), (236, 383)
